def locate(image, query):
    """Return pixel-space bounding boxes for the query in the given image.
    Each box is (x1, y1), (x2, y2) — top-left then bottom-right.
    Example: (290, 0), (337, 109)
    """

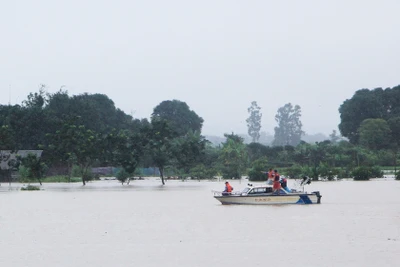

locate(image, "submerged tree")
(246, 101), (262, 143)
(218, 133), (248, 179)
(272, 103), (304, 146)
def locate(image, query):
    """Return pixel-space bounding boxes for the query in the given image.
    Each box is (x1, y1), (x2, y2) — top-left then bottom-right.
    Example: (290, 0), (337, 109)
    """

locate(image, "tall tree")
(152, 100), (203, 136)
(338, 86), (400, 144)
(246, 101), (262, 143)
(272, 103), (304, 146)
(146, 118), (176, 185)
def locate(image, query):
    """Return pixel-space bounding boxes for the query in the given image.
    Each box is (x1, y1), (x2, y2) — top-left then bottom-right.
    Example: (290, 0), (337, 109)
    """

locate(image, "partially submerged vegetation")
(21, 185), (41, 191)
(1, 85), (400, 185)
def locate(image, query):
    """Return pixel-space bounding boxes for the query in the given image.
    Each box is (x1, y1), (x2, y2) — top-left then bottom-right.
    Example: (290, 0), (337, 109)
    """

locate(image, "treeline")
(1, 85), (400, 184)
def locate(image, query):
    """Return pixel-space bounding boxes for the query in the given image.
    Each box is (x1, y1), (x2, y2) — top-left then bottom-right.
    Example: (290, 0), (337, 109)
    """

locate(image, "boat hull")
(214, 192), (321, 205)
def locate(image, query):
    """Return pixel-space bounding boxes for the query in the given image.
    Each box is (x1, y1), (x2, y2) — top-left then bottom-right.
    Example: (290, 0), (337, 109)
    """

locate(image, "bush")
(18, 166), (30, 183)
(370, 166), (384, 178)
(21, 185), (41, 191)
(395, 171), (400, 180)
(352, 166), (372, 180)
(189, 164), (217, 180)
(116, 169), (130, 184)
(248, 157), (269, 181)
(285, 164), (303, 178)
(336, 168), (351, 179)
(318, 163), (338, 181)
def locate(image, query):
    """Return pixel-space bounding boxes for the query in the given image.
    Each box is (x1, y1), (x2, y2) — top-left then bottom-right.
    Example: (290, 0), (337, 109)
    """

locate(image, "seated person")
(222, 181), (233, 195)
(280, 177), (291, 192)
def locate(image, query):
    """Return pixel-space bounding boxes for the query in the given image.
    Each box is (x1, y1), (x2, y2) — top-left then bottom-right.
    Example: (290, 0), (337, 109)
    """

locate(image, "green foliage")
(369, 166), (384, 178)
(395, 171), (400, 180)
(285, 164), (303, 178)
(219, 133), (248, 179)
(273, 103), (304, 146)
(336, 168), (351, 179)
(0, 125), (16, 150)
(21, 185), (41, 191)
(18, 153), (47, 185)
(146, 118), (176, 184)
(41, 176), (81, 183)
(351, 166), (372, 180)
(18, 166), (30, 182)
(358, 119), (391, 150)
(71, 165), (82, 177)
(152, 99), (204, 136)
(172, 131), (208, 175)
(246, 101), (262, 143)
(116, 169), (130, 184)
(189, 164), (217, 179)
(351, 166), (382, 180)
(339, 86), (400, 144)
(247, 157), (268, 181)
(317, 163), (338, 181)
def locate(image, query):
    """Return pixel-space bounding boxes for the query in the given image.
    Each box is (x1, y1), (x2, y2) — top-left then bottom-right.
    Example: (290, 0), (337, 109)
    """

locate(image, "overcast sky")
(1, 0), (399, 137)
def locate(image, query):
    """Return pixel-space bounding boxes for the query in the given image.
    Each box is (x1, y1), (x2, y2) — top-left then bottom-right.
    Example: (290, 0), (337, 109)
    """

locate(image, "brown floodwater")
(1, 178), (399, 267)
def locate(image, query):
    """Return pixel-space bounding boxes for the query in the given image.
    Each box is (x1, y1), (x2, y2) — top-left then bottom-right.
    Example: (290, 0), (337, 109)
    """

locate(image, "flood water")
(1, 178), (399, 267)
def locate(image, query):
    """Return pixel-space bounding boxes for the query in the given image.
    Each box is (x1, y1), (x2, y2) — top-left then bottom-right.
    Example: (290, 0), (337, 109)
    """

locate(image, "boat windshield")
(241, 187), (252, 194)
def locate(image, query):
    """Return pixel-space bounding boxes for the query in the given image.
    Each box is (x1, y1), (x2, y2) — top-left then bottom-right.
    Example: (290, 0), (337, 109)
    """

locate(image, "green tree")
(0, 125), (15, 150)
(152, 100), (204, 136)
(146, 118), (176, 185)
(172, 131), (208, 178)
(246, 101), (262, 143)
(358, 119), (391, 150)
(247, 157), (268, 181)
(218, 133), (248, 179)
(338, 86), (400, 144)
(272, 103), (304, 146)
(18, 153), (47, 185)
(388, 116), (400, 172)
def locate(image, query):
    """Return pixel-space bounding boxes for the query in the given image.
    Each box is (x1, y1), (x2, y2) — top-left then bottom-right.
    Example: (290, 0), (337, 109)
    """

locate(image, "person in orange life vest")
(272, 170), (281, 194)
(261, 168), (274, 185)
(223, 181), (233, 194)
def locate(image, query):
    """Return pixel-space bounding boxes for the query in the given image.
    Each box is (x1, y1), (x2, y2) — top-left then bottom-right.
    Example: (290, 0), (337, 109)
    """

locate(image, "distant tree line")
(1, 84), (400, 184)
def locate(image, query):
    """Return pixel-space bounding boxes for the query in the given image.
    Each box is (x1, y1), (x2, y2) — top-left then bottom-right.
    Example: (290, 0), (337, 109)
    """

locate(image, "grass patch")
(41, 176), (82, 183)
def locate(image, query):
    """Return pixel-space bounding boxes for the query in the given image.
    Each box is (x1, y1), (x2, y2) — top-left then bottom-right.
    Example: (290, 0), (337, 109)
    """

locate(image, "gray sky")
(1, 0), (399, 137)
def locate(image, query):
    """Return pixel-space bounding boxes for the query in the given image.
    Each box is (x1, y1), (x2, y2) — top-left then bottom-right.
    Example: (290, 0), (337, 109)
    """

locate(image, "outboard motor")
(300, 176), (312, 186)
(312, 191), (322, 204)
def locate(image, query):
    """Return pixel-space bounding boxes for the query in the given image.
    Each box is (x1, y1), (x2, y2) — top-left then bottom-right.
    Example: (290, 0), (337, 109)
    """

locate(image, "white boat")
(213, 177), (322, 205)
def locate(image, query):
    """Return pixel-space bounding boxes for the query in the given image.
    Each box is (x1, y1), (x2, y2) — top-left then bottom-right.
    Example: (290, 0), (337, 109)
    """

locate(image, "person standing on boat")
(261, 168), (274, 185)
(273, 170), (281, 194)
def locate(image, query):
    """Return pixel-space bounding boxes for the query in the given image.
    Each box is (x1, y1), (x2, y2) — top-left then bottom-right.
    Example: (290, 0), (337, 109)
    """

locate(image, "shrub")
(285, 164), (303, 178)
(21, 185), (40, 191)
(318, 163), (338, 181)
(336, 168), (351, 179)
(395, 171), (400, 180)
(352, 166), (372, 180)
(190, 164), (217, 180)
(370, 166), (384, 178)
(248, 157), (269, 181)
(116, 169), (130, 184)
